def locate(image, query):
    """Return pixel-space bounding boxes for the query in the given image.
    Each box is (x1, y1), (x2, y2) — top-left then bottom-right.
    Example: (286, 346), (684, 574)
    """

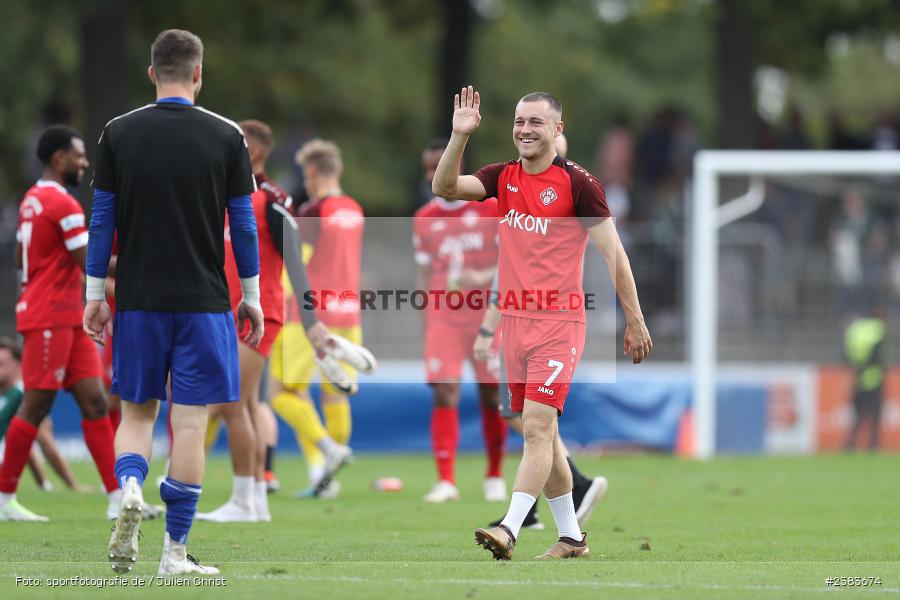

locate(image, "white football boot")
(157, 532), (220, 576)
(196, 499), (257, 523)
(108, 476), (143, 573)
(423, 480), (460, 503)
(483, 477), (508, 502)
(575, 476), (609, 529)
(0, 496), (49, 522)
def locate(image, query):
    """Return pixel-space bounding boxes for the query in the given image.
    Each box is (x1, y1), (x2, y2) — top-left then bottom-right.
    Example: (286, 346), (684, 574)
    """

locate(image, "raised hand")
(452, 85), (481, 135)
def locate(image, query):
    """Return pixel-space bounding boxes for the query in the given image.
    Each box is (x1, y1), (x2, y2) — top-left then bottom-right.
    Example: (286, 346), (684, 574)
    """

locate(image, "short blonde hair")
(295, 139), (342, 176)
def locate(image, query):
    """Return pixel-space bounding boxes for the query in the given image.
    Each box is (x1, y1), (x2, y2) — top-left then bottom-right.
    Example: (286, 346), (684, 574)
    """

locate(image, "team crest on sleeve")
(540, 187), (558, 206)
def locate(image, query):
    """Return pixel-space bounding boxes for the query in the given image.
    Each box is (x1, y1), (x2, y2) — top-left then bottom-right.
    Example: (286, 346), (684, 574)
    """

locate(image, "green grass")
(1, 453), (898, 599)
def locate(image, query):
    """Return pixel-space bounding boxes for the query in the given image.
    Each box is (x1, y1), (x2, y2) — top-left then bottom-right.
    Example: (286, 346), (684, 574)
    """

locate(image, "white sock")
(499, 491), (536, 539)
(317, 436), (341, 455)
(547, 492), (582, 540)
(255, 481), (269, 516)
(232, 475), (255, 508)
(308, 464), (325, 486)
(0, 492), (14, 505)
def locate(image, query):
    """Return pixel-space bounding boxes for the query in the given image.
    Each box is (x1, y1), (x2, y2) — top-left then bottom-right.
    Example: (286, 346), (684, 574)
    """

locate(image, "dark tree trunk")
(715, 0), (758, 149)
(81, 1), (130, 203)
(435, 0), (475, 137)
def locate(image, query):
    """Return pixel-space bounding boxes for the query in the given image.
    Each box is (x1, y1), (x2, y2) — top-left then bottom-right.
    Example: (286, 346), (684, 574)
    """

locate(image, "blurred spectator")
(871, 114), (899, 151)
(594, 114), (634, 221)
(827, 111), (865, 150)
(843, 307), (886, 452)
(778, 107), (810, 150)
(414, 138), (450, 211)
(830, 188), (878, 315)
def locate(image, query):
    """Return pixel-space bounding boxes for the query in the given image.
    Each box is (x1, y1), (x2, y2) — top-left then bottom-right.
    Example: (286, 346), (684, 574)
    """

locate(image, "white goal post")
(691, 150), (900, 458)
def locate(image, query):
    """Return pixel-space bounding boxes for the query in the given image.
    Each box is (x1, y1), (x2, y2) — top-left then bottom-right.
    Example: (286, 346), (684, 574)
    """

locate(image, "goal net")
(691, 151), (900, 457)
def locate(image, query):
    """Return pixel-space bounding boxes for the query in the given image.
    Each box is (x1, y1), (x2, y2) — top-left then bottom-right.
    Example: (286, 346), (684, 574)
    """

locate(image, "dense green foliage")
(1, 0), (900, 212)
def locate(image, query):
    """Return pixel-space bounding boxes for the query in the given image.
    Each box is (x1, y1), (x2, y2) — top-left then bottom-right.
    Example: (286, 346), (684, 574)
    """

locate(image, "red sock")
(81, 418), (119, 492)
(480, 404), (508, 478)
(0, 417), (38, 493)
(431, 407), (458, 484)
(108, 407), (121, 431)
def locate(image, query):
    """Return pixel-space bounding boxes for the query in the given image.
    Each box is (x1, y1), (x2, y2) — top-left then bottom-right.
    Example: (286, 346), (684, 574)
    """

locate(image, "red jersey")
(297, 194), (364, 328)
(16, 180), (89, 332)
(224, 173), (293, 325)
(413, 197), (498, 327)
(474, 157), (610, 323)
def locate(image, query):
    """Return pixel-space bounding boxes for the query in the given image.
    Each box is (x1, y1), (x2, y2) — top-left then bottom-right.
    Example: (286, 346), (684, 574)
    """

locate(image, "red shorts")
(21, 326), (104, 391)
(424, 319), (500, 385)
(236, 318), (282, 358)
(500, 315), (585, 415)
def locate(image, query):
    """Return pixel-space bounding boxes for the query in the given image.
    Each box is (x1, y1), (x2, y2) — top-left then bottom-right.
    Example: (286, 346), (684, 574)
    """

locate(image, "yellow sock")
(204, 414), (222, 451)
(299, 434), (325, 476)
(272, 390), (328, 448)
(323, 400), (352, 445)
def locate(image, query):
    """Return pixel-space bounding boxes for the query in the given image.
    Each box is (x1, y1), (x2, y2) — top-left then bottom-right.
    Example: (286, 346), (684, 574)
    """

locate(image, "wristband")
(478, 327), (494, 338)
(86, 275), (106, 302)
(240, 275), (262, 310)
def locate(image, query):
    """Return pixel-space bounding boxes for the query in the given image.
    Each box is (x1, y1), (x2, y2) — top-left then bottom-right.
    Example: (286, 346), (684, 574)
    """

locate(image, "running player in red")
(0, 126), (120, 522)
(433, 87), (652, 560)
(413, 139), (507, 504)
(199, 120), (330, 522)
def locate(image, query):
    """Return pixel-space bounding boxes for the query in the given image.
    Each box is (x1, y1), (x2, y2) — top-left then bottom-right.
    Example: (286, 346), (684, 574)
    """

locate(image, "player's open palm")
(237, 301), (265, 348)
(83, 300), (113, 344)
(624, 319), (652, 364)
(452, 85), (481, 135)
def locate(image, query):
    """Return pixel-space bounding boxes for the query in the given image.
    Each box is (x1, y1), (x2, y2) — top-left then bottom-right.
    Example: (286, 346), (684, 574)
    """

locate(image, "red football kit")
(296, 194), (364, 328)
(413, 197), (500, 384)
(474, 156), (610, 413)
(224, 173), (294, 357)
(15, 180), (102, 390)
(3, 180), (117, 497)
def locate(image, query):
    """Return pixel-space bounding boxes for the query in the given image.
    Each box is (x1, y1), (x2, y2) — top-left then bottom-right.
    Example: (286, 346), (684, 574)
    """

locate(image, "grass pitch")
(1, 453), (898, 599)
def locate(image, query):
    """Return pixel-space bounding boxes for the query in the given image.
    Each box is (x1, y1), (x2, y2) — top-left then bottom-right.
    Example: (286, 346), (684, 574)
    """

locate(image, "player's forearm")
(227, 194), (262, 309)
(432, 133), (469, 198)
(480, 303), (501, 333)
(85, 189), (116, 301)
(612, 243), (645, 325)
(282, 221), (319, 331)
(15, 241), (22, 270)
(590, 221), (645, 325)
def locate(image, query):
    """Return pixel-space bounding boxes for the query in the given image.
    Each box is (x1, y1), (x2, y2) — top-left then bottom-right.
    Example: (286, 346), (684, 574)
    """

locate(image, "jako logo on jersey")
(506, 183), (519, 193)
(540, 187), (558, 206)
(500, 209), (550, 235)
(538, 386), (555, 395)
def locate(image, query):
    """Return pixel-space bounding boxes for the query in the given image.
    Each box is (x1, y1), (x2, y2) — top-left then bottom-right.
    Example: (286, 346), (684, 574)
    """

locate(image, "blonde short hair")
(295, 139), (342, 176)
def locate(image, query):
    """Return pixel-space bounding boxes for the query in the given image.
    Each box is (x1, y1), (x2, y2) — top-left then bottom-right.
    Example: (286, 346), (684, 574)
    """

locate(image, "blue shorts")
(112, 310), (239, 405)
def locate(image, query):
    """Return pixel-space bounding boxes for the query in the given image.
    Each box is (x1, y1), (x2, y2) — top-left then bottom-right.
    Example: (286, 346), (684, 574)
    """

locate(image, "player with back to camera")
(0, 126), (122, 523)
(84, 29), (264, 576)
(432, 86), (651, 560)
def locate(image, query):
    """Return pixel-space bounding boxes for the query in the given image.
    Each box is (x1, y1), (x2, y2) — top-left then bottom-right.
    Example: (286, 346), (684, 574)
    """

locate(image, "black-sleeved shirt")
(92, 101), (256, 312)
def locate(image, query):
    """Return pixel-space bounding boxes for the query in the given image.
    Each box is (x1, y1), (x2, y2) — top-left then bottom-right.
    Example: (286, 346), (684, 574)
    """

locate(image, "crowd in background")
(1, 104), (899, 361)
